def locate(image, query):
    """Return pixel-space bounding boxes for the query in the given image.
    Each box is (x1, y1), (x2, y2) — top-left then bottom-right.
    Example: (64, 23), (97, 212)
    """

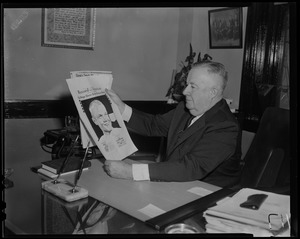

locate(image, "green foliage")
(166, 43), (212, 102)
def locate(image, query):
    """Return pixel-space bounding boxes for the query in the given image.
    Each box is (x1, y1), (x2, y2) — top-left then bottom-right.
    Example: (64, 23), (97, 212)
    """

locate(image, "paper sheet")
(66, 73), (138, 160)
(187, 187), (213, 197)
(138, 204), (166, 218)
(70, 71), (113, 148)
(204, 188), (290, 231)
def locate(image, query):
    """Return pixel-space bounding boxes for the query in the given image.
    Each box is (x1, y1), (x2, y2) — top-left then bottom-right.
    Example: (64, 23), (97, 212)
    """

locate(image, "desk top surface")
(4, 157), (220, 235)
(62, 158), (221, 222)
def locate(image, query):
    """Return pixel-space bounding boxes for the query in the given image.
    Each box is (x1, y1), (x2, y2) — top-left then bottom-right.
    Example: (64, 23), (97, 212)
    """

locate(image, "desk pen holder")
(42, 189), (89, 208)
(42, 178), (88, 202)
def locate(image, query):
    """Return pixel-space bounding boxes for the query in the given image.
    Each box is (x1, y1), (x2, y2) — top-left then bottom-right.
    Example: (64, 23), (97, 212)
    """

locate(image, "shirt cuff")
(132, 164), (150, 181)
(122, 104), (132, 122)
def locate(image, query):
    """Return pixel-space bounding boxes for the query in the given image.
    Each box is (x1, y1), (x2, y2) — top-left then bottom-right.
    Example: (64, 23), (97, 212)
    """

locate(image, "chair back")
(241, 130), (255, 160)
(238, 107), (290, 193)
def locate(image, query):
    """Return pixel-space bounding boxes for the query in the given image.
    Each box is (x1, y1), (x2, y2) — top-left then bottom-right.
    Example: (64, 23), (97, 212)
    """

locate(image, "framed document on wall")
(42, 8), (96, 50)
(208, 7), (243, 49)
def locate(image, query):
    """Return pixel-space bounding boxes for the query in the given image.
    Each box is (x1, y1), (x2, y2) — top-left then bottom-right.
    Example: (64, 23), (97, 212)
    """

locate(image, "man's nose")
(183, 85), (189, 95)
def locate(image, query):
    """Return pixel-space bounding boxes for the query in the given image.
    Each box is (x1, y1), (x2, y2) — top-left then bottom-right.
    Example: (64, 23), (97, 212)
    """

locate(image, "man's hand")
(103, 160), (133, 180)
(105, 89), (125, 115)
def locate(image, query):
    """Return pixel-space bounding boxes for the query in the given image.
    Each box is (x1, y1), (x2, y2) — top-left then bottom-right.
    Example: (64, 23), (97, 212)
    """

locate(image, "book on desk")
(37, 167), (89, 179)
(41, 157), (91, 174)
(38, 157), (91, 179)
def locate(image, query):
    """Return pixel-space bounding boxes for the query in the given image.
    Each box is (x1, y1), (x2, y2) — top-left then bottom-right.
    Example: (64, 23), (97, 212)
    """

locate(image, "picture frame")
(208, 7), (243, 49)
(42, 8), (96, 50)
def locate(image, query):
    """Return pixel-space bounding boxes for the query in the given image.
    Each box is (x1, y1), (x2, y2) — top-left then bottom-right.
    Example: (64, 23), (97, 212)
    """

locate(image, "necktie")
(184, 115), (194, 130)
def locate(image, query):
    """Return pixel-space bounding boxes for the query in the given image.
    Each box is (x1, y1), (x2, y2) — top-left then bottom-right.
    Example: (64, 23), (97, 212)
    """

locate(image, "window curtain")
(238, 3), (289, 130)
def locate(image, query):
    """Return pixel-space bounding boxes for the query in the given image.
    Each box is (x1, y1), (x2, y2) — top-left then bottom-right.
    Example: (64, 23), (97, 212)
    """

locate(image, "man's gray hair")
(192, 61), (228, 91)
(89, 99), (105, 114)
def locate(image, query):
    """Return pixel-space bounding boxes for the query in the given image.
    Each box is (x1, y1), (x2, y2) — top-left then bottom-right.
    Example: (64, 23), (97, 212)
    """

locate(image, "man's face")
(91, 103), (112, 133)
(183, 67), (217, 116)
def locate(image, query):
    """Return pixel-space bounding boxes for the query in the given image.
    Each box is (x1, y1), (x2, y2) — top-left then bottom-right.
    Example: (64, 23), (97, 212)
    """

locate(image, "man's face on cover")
(90, 101), (112, 133)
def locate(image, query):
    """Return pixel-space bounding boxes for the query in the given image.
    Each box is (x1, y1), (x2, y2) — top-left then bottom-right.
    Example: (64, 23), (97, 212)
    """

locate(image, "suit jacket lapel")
(167, 115), (205, 156)
(166, 99), (227, 157)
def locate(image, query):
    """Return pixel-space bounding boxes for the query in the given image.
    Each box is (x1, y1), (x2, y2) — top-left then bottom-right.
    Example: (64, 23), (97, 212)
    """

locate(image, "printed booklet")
(66, 71), (137, 160)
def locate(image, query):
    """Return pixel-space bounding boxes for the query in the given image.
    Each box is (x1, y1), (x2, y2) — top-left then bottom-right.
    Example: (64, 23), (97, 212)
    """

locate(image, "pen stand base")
(42, 179), (88, 202)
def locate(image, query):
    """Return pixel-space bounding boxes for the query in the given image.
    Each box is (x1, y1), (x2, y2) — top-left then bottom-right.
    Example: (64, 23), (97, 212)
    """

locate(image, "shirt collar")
(189, 114), (203, 127)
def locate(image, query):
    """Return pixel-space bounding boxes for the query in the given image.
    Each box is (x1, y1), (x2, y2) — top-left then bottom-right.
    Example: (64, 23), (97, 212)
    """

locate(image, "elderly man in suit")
(104, 61), (242, 188)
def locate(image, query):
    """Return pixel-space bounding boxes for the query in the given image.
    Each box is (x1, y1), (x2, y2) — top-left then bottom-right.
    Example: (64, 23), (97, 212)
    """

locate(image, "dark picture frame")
(208, 7), (243, 49)
(41, 8), (96, 50)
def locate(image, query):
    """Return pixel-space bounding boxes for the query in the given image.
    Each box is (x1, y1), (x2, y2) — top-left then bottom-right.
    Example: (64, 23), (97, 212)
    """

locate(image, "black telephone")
(240, 194), (268, 210)
(41, 128), (96, 160)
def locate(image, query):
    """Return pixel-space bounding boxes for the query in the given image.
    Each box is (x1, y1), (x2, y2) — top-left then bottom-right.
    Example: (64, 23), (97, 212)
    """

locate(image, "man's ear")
(210, 88), (218, 98)
(92, 117), (96, 124)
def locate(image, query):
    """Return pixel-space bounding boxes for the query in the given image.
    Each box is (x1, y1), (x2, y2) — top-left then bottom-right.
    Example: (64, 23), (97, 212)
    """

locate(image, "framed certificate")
(42, 8), (96, 50)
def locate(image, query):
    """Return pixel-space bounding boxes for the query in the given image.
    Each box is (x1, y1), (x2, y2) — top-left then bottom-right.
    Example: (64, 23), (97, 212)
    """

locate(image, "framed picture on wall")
(42, 8), (96, 50)
(208, 7), (243, 49)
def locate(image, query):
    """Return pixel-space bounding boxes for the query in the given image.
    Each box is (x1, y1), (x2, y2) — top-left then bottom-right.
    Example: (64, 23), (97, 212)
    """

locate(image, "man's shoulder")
(206, 99), (237, 124)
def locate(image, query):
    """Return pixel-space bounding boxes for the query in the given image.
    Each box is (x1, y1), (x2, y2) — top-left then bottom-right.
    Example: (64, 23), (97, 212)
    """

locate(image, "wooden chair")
(241, 130), (255, 160)
(232, 107), (290, 195)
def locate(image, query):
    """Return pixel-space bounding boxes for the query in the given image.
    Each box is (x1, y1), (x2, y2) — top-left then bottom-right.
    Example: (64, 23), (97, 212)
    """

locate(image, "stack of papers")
(203, 188), (290, 237)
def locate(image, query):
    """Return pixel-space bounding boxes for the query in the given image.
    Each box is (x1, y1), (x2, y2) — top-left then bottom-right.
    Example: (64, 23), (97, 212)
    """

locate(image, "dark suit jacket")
(126, 99), (242, 187)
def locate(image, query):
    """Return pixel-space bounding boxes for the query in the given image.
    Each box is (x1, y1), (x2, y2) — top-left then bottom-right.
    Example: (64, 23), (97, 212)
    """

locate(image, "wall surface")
(4, 7), (247, 105)
(3, 6), (248, 172)
(4, 8), (179, 101)
(191, 7), (248, 110)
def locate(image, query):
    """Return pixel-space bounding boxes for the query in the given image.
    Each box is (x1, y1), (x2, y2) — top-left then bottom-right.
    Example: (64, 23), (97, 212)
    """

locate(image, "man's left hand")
(103, 160), (133, 180)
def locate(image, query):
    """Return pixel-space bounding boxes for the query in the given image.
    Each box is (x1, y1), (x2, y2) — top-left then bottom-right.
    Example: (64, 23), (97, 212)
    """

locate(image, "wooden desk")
(4, 157), (222, 235)
(61, 158), (221, 222)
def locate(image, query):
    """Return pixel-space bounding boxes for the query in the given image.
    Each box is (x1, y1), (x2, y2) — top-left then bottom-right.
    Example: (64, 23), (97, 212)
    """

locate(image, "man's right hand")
(105, 89), (126, 114)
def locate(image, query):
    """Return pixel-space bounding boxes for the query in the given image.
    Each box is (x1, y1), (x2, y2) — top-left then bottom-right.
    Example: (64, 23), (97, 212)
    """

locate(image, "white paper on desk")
(205, 215), (274, 237)
(204, 188), (290, 231)
(70, 71), (113, 148)
(187, 187), (213, 197)
(66, 73), (138, 160)
(138, 204), (166, 218)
